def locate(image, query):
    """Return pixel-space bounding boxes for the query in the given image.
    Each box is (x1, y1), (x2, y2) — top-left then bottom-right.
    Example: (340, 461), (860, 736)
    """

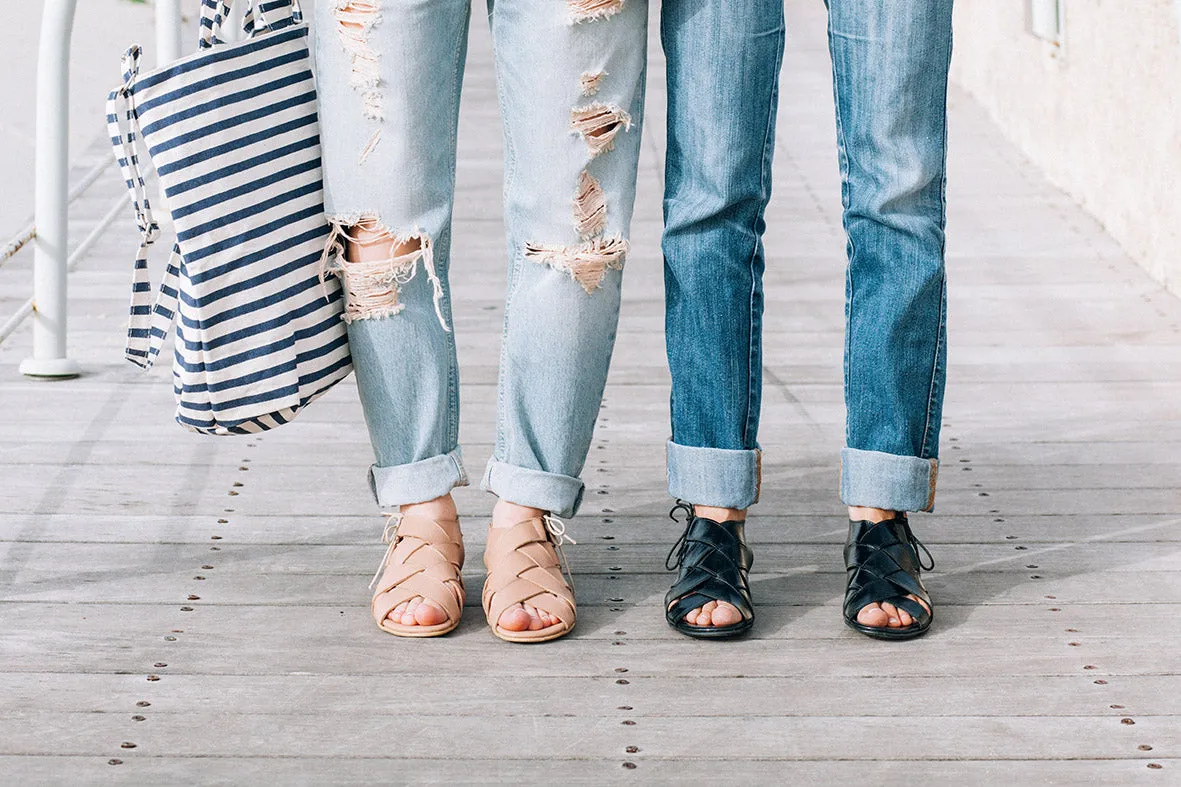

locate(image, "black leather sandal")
(843, 515), (935, 641)
(664, 501), (755, 639)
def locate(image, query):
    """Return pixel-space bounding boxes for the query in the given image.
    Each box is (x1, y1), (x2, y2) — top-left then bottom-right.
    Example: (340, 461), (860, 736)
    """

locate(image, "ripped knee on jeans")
(320, 215), (450, 331)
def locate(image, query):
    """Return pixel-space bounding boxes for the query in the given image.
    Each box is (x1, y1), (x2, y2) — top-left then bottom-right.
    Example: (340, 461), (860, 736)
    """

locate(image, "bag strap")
(200, 0), (302, 49)
(107, 45), (181, 370)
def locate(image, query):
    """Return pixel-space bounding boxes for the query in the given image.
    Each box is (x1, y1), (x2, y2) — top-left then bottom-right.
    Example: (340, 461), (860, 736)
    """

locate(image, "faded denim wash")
(314, 0), (648, 518)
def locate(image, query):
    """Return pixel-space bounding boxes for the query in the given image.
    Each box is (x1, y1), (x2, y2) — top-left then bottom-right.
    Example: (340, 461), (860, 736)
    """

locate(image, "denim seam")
(488, 5), (520, 463)
(741, 17), (785, 452)
(918, 23), (955, 462)
(827, 11), (857, 449)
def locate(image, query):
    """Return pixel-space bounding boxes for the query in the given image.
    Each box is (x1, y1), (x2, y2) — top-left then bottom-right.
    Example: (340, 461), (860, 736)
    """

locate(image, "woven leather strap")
(665, 512), (754, 624)
(843, 516), (934, 625)
(482, 518), (576, 631)
(371, 515), (465, 627)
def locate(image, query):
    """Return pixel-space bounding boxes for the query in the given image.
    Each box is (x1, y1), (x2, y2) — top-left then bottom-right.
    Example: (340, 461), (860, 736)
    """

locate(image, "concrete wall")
(950, 1), (1181, 296)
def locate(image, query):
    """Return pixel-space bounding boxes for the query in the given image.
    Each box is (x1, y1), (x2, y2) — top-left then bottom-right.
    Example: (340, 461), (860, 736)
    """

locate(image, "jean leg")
(826, 0), (954, 512)
(661, 0), (785, 510)
(481, 0), (648, 518)
(314, 0), (471, 507)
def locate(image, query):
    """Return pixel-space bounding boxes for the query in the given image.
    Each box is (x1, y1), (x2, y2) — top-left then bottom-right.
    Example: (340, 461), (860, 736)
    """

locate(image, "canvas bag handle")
(199, 0), (303, 49)
(107, 45), (181, 370)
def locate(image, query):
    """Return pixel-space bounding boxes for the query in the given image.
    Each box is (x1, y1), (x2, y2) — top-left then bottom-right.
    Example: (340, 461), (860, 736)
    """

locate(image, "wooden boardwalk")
(2, 2), (1180, 783)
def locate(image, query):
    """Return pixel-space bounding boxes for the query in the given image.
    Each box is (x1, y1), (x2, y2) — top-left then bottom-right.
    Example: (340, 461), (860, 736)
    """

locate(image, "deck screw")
(217, 518), (229, 524)
(108, 759), (123, 766)
(239, 466), (249, 471)
(622, 720), (636, 726)
(1030, 575), (1042, 579)
(1111, 705), (1125, 709)
(1015, 546), (1027, 550)
(187, 595), (200, 601)
(1026, 565), (1039, 569)
(602, 508), (615, 514)
(608, 546), (620, 551)
(120, 742), (136, 749)
(622, 762), (637, 770)
(154, 663), (167, 668)
(614, 631), (626, 635)
(131, 715), (146, 722)
(210, 547), (220, 551)
(597, 490), (608, 495)
(1094, 680), (1108, 685)
(1068, 642), (1080, 647)
(1139, 745), (1153, 751)
(613, 641), (625, 646)
(136, 701), (150, 707)
(232, 482), (244, 488)
(615, 668), (629, 673)
(610, 607), (623, 612)
(994, 518), (1005, 522)
(211, 535), (222, 540)
(1005, 535), (1017, 540)
(617, 706), (632, 710)
(609, 566), (622, 572)
(1048, 608), (1061, 612)
(1066, 628), (1079, 633)
(146, 675), (160, 682)
(1148, 764), (1163, 769)
(228, 491), (239, 496)
(1084, 665), (1097, 670)
(626, 746), (640, 754)
(202, 565), (214, 570)
(164, 636), (176, 641)
(616, 679), (630, 685)
(180, 607), (194, 612)
(194, 576), (205, 581)
(1122, 718), (1135, 725)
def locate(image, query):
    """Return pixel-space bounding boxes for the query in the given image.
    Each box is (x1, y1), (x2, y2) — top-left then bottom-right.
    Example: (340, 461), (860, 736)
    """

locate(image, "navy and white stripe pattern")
(107, 0), (351, 435)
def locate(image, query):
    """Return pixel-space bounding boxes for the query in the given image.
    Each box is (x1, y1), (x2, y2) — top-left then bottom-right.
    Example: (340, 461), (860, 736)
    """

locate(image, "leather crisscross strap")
(482, 517), (576, 643)
(664, 506), (755, 636)
(370, 514), (465, 637)
(842, 516), (935, 638)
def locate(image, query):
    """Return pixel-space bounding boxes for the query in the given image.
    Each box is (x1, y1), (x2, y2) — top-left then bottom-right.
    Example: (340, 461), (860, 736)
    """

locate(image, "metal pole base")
(19, 357), (81, 379)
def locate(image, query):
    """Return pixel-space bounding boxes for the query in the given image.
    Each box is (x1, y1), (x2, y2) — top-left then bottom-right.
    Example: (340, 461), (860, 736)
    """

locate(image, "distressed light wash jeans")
(663, 0), (954, 514)
(313, 0), (648, 518)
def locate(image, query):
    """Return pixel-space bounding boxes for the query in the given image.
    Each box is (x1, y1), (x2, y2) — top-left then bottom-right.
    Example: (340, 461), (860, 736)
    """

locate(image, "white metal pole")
(20, 0), (81, 378)
(155, 0), (184, 66)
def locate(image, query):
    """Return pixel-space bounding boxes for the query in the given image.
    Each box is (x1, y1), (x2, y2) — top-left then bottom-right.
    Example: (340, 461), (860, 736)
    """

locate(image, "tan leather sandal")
(481, 516), (577, 644)
(369, 513), (465, 638)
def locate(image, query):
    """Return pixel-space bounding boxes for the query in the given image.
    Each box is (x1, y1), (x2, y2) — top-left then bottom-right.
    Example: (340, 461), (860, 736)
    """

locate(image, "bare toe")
(498, 604), (534, 632)
(880, 601), (901, 627)
(413, 599), (447, 627)
(710, 601), (742, 627)
(857, 602), (890, 628)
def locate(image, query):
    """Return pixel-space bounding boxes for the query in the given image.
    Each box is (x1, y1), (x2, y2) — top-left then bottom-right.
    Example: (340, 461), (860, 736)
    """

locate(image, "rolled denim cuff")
(368, 448), (469, 508)
(666, 440), (762, 510)
(481, 459), (585, 519)
(841, 448), (939, 513)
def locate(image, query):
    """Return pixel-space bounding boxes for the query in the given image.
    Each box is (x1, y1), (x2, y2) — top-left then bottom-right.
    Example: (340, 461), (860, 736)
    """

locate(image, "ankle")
(400, 494), (458, 522)
(491, 499), (545, 529)
(693, 505), (746, 523)
(848, 506), (898, 523)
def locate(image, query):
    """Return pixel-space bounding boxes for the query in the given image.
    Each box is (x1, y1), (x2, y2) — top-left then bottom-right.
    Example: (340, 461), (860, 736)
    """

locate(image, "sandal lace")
(368, 511), (404, 590)
(542, 514), (577, 593)
(664, 500), (694, 570)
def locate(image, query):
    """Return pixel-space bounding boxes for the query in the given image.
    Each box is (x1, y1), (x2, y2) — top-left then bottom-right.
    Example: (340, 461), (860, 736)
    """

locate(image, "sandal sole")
(489, 622), (575, 644)
(844, 615), (932, 641)
(668, 616), (754, 640)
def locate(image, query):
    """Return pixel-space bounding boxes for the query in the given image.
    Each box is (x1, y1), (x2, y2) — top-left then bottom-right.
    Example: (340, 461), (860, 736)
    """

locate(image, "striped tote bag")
(106, 0), (351, 435)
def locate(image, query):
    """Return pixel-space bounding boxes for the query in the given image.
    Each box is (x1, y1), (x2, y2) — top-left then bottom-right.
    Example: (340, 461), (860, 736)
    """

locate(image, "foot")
(382, 494), (457, 629)
(489, 500), (562, 633)
(848, 506), (931, 632)
(678, 505), (746, 629)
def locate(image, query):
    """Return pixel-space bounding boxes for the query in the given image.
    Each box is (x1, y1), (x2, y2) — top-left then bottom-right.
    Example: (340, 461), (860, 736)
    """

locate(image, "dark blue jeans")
(662, 0), (954, 514)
